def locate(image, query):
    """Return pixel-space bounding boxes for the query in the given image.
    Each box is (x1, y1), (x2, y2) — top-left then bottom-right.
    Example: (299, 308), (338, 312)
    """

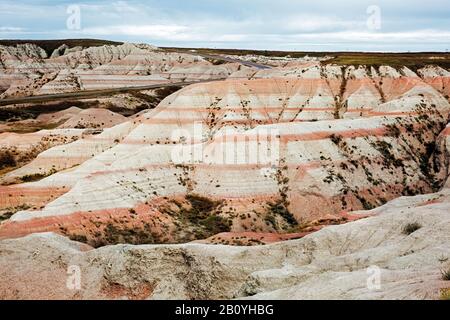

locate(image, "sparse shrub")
(102, 223), (156, 246)
(355, 194), (375, 210)
(330, 134), (342, 145)
(0, 151), (16, 169)
(264, 213), (277, 228)
(21, 173), (47, 182)
(373, 140), (402, 167)
(440, 288), (450, 300)
(72, 222), (158, 247)
(201, 215), (231, 234)
(385, 124), (401, 138)
(69, 234), (88, 243)
(185, 194), (221, 219)
(20, 168), (57, 182)
(173, 194), (230, 238)
(442, 268), (450, 281)
(0, 211), (15, 222)
(402, 222), (422, 235)
(267, 201), (297, 227)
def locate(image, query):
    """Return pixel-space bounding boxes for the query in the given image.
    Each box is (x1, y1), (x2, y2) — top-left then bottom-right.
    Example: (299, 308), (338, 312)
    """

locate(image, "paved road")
(0, 78), (226, 107)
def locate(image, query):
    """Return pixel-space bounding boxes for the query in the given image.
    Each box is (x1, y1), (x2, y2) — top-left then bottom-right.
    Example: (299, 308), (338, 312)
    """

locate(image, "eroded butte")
(0, 42), (449, 300)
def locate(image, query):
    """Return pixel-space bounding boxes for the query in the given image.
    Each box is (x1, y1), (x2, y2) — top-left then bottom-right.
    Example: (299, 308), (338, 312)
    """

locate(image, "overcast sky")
(0, 0), (449, 52)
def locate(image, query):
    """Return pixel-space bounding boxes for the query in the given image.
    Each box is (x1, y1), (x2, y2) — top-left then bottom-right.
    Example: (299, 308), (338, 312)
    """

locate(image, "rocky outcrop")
(1, 46), (449, 300)
(0, 128), (84, 177)
(0, 66), (448, 246)
(0, 186), (449, 299)
(57, 108), (126, 129)
(50, 44), (70, 58)
(0, 120), (135, 186)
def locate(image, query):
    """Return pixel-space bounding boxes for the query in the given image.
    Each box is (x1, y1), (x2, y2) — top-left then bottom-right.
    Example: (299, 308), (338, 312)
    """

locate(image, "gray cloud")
(0, 0), (449, 51)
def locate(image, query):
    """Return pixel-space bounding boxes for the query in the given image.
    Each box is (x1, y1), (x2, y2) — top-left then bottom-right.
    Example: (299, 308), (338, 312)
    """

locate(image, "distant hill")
(164, 46), (450, 69)
(0, 39), (123, 56)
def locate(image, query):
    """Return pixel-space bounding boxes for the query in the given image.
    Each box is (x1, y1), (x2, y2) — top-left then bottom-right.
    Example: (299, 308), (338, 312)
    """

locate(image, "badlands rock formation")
(0, 128), (84, 177)
(57, 108), (126, 129)
(1, 62), (448, 246)
(0, 43), (449, 299)
(0, 185), (449, 299)
(0, 42), (247, 98)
